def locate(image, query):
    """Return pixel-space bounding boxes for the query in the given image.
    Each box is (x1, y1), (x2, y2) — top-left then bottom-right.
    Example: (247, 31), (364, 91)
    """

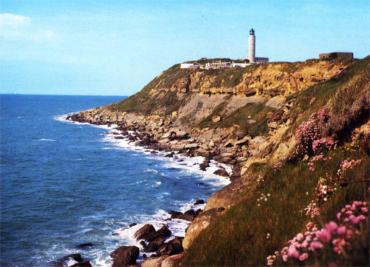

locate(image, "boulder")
(194, 199), (205, 205)
(158, 237), (183, 256)
(110, 246), (139, 267)
(134, 224), (156, 240)
(169, 210), (196, 221)
(212, 115), (221, 123)
(265, 95), (286, 109)
(144, 236), (166, 252)
(199, 158), (210, 171)
(214, 167), (229, 177)
(144, 225), (172, 242)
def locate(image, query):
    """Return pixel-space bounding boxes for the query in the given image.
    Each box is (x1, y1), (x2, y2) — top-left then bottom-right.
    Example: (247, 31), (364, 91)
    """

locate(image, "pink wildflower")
(351, 215), (366, 225)
(298, 252), (309, 261)
(361, 207), (368, 213)
(346, 229), (353, 239)
(317, 229), (331, 243)
(325, 221), (338, 233)
(287, 245), (299, 259)
(337, 226), (346, 235)
(309, 241), (324, 250)
(296, 233), (304, 242)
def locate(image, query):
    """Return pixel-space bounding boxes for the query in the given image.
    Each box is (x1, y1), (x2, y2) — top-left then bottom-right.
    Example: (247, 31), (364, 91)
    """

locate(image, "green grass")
(287, 57), (370, 133)
(108, 64), (190, 115)
(182, 148), (369, 266)
(199, 103), (274, 137)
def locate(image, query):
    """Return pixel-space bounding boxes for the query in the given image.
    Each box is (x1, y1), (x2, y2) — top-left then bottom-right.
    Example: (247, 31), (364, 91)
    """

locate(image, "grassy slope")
(182, 148), (369, 266)
(108, 64), (190, 115)
(182, 58), (370, 266)
(199, 102), (274, 137)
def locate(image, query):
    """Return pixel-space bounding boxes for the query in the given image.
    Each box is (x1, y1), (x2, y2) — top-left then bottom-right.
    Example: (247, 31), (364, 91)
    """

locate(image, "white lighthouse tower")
(248, 28), (256, 63)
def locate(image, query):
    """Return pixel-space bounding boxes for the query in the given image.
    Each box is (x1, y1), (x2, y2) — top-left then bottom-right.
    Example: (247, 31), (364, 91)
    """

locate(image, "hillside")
(68, 57), (369, 266)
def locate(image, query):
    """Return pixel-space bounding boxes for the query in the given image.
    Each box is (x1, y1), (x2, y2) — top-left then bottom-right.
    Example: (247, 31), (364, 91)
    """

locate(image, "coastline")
(55, 113), (232, 266)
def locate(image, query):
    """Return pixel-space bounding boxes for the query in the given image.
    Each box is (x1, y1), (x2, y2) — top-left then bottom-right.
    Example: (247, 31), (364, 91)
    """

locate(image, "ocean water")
(0, 95), (229, 267)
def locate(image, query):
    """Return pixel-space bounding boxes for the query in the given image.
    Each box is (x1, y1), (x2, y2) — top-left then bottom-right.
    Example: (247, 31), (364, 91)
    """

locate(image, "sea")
(0, 94), (229, 267)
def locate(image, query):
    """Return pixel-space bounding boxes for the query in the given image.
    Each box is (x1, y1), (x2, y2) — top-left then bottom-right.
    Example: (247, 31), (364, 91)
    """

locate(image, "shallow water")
(0, 95), (227, 266)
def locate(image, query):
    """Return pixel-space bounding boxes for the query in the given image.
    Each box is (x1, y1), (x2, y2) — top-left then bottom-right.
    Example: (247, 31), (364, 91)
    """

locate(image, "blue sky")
(0, 0), (369, 96)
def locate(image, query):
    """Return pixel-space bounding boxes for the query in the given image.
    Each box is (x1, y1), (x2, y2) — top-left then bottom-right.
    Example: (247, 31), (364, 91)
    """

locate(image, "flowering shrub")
(304, 201), (320, 219)
(307, 154), (332, 171)
(316, 177), (336, 203)
(337, 159), (362, 177)
(267, 201), (368, 266)
(312, 137), (336, 153)
(294, 108), (336, 157)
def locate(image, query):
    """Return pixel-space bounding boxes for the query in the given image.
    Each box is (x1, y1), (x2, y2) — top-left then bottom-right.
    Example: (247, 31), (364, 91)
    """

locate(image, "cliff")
(68, 57), (369, 266)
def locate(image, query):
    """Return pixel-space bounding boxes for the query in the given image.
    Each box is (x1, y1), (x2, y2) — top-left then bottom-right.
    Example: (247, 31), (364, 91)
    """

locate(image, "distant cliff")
(69, 57), (369, 267)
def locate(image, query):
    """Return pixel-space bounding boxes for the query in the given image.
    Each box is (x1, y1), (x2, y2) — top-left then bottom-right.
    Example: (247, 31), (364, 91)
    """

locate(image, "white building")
(205, 61), (231, 70)
(231, 62), (250, 68)
(180, 63), (200, 69)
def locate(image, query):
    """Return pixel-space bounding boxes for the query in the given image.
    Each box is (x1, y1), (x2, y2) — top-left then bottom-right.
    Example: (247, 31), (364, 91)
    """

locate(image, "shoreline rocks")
(111, 246), (140, 267)
(65, 112), (234, 265)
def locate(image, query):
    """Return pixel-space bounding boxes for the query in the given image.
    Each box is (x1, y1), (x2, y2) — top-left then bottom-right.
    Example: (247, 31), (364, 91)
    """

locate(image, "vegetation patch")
(182, 147), (369, 266)
(199, 103), (273, 137)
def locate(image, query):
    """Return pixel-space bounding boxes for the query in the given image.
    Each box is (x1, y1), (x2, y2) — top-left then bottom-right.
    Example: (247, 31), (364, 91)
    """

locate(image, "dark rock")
(169, 210), (183, 219)
(61, 254), (83, 262)
(199, 158), (210, 171)
(144, 225), (172, 242)
(214, 167), (229, 177)
(76, 242), (94, 249)
(158, 237), (183, 256)
(114, 136), (124, 139)
(169, 210), (195, 221)
(134, 224), (156, 240)
(184, 209), (196, 217)
(144, 236), (166, 252)
(194, 199), (205, 205)
(129, 223), (137, 227)
(165, 152), (175, 158)
(110, 246), (139, 267)
(70, 262), (92, 267)
(195, 209), (203, 216)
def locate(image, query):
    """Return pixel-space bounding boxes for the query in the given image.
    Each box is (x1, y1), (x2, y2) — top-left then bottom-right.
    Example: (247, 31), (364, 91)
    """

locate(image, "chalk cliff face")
(69, 57), (369, 266)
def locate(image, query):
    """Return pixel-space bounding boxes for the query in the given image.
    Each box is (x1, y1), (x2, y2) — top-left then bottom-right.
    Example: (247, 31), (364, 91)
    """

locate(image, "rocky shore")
(52, 193), (208, 267)
(66, 110), (239, 179)
(57, 111), (234, 266)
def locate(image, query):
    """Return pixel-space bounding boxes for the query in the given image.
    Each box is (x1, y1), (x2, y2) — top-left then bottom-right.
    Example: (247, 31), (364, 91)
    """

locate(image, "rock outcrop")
(110, 246), (139, 267)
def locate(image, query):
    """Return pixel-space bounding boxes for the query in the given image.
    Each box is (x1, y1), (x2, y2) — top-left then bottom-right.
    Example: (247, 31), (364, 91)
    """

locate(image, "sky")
(0, 0), (369, 96)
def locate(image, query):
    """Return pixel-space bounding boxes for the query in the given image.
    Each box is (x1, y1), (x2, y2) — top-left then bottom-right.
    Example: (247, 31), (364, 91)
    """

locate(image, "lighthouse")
(248, 28), (256, 63)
